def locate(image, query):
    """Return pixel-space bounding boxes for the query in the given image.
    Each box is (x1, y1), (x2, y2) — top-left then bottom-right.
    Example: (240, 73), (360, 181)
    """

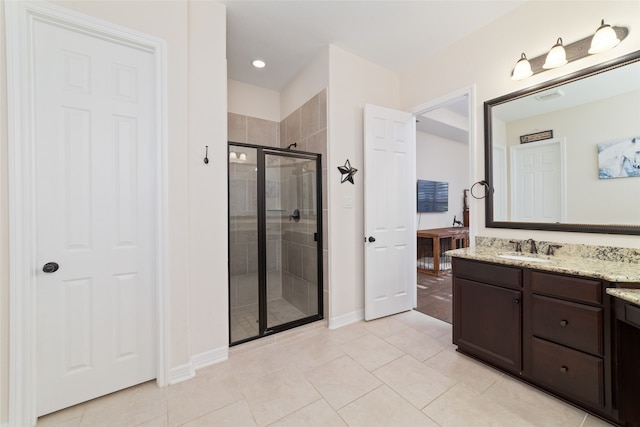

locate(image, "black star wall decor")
(338, 159), (358, 184)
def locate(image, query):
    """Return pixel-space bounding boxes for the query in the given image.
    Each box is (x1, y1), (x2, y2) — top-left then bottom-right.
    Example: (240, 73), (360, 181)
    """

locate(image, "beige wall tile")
(300, 94), (320, 139)
(318, 88), (327, 129)
(283, 109), (301, 146)
(247, 116), (278, 147)
(228, 112), (247, 143)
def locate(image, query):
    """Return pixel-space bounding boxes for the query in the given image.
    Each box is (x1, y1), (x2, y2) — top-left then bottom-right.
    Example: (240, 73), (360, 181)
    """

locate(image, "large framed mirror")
(484, 50), (640, 235)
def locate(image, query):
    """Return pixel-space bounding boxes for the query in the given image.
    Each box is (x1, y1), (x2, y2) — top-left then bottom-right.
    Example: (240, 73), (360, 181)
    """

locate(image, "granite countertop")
(446, 246), (640, 283)
(606, 288), (640, 305)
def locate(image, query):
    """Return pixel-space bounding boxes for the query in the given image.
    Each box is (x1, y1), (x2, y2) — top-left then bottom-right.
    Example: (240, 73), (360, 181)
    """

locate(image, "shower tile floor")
(231, 298), (307, 342)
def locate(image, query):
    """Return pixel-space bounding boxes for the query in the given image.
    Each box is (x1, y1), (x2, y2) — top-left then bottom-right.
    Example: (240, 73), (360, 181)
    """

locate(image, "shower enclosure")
(228, 143), (323, 345)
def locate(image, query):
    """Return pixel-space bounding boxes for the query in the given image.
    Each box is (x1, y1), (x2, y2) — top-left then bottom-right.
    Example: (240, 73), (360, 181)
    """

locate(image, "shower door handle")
(290, 209), (300, 222)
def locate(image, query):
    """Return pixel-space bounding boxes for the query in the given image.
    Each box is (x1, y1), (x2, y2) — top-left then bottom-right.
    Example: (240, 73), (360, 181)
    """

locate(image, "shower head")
(287, 142), (297, 150)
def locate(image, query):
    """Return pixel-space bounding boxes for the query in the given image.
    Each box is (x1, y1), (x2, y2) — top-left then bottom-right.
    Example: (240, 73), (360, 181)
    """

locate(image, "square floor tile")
(424, 347), (502, 394)
(360, 315), (409, 338)
(482, 376), (586, 427)
(423, 383), (535, 427)
(167, 362), (243, 426)
(384, 327), (448, 361)
(305, 355), (382, 410)
(269, 399), (347, 427)
(373, 354), (456, 409)
(340, 334), (404, 371)
(338, 385), (438, 427)
(241, 368), (321, 426)
(181, 400), (257, 427)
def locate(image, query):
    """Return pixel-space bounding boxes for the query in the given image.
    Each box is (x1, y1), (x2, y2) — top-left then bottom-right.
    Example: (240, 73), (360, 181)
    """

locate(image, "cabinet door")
(454, 278), (522, 374)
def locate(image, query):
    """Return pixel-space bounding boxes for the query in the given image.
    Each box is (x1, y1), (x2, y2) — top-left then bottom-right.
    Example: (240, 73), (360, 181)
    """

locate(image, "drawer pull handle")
(560, 320), (568, 327)
(560, 366), (569, 374)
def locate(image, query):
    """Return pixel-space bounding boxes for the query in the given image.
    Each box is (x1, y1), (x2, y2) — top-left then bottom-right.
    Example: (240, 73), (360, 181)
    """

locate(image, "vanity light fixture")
(512, 53), (533, 80)
(229, 151), (238, 160)
(252, 59), (266, 68)
(589, 20), (620, 54)
(543, 38), (567, 69)
(511, 19), (628, 80)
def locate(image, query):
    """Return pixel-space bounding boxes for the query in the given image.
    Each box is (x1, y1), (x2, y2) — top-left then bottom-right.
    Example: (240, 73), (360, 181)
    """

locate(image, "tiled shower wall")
(280, 90), (328, 317)
(228, 89), (328, 319)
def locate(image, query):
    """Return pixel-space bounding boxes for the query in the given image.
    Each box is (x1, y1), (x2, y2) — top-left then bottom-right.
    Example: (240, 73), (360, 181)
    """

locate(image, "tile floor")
(37, 310), (615, 427)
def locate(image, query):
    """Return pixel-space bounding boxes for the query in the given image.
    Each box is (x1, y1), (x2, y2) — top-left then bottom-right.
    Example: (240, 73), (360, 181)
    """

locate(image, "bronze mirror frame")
(484, 50), (640, 235)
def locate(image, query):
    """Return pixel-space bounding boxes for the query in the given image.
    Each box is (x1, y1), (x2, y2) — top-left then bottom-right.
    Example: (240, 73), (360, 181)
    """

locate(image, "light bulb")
(512, 53), (533, 80)
(589, 20), (620, 54)
(543, 38), (567, 69)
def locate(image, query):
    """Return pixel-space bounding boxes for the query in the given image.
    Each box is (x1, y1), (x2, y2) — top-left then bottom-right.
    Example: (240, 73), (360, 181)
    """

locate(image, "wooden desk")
(417, 227), (469, 275)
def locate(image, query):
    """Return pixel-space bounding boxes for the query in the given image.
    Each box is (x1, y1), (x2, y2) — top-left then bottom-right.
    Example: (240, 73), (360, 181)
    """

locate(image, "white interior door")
(510, 139), (566, 223)
(364, 104), (416, 321)
(34, 18), (157, 416)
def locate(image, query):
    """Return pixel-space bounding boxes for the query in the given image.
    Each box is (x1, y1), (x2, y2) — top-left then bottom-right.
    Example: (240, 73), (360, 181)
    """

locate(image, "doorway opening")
(228, 143), (323, 345)
(410, 88), (474, 324)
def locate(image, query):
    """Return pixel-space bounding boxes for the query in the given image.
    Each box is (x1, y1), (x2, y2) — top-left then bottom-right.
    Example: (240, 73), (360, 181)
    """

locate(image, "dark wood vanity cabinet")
(612, 296), (640, 425)
(452, 258), (522, 375)
(452, 259), (618, 424)
(526, 271), (607, 411)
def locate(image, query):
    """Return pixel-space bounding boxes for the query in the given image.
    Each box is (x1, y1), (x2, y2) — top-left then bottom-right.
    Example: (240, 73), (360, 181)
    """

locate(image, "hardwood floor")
(416, 271), (452, 324)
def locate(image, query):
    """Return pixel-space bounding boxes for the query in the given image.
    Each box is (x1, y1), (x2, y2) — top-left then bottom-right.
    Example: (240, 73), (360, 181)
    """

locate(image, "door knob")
(42, 262), (59, 273)
(368, 236), (376, 243)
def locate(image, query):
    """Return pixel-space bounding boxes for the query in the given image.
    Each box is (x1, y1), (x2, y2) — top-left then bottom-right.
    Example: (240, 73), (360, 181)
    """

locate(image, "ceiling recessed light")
(252, 59), (266, 69)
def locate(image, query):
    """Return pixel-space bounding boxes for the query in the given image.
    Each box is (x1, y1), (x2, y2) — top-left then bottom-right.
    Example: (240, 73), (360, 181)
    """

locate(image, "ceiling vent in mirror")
(535, 89), (565, 101)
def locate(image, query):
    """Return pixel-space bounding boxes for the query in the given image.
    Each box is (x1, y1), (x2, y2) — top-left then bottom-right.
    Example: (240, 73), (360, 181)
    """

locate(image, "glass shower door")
(264, 151), (321, 330)
(229, 145), (259, 343)
(229, 143), (322, 345)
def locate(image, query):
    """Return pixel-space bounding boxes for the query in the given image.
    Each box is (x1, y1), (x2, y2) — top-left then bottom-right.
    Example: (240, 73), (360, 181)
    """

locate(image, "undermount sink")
(497, 254), (550, 263)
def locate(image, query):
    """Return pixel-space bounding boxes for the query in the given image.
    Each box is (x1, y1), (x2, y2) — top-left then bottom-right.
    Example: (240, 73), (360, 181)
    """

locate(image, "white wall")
(0, 1), (228, 423)
(416, 131), (469, 230)
(228, 79), (280, 122)
(0, 1), (8, 423)
(400, 0), (640, 248)
(280, 47), (330, 120)
(327, 45), (399, 324)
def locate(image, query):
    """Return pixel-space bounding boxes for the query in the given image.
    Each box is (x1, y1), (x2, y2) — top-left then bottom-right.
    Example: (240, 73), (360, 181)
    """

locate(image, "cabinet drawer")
(532, 295), (603, 355)
(531, 271), (602, 304)
(531, 337), (604, 407)
(453, 258), (522, 289)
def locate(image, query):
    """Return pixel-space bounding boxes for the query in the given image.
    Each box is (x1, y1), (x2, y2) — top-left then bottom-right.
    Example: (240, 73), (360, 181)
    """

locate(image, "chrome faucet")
(527, 238), (538, 254)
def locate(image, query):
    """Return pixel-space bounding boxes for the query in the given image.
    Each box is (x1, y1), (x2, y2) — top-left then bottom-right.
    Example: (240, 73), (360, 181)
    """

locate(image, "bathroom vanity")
(449, 242), (640, 426)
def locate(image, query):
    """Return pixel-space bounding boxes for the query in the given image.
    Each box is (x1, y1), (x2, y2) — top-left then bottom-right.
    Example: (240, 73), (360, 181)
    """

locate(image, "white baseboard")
(168, 362), (194, 385)
(168, 346), (229, 385)
(328, 309), (364, 329)
(192, 346), (228, 370)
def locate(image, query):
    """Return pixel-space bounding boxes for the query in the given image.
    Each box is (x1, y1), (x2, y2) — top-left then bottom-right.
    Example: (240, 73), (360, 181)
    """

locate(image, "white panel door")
(510, 139), (566, 223)
(34, 18), (157, 416)
(364, 104), (416, 321)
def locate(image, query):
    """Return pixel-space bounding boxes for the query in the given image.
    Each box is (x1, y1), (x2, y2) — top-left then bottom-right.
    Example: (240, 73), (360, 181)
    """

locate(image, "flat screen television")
(417, 180), (448, 212)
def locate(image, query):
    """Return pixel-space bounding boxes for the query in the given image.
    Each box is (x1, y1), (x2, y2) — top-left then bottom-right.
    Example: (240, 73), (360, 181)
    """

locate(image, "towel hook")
(204, 145), (209, 164)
